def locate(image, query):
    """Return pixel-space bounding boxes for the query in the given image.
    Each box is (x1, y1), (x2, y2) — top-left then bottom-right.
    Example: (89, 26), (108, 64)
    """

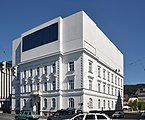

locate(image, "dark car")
(15, 111), (40, 120)
(112, 111), (124, 118)
(141, 112), (145, 118)
(47, 108), (83, 120)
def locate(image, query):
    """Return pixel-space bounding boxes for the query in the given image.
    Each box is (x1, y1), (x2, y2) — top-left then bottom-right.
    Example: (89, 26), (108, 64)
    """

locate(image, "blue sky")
(0, 0), (145, 85)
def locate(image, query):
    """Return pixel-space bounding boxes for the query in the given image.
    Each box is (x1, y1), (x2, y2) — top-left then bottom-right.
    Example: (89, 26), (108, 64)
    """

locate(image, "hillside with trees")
(124, 84), (145, 97)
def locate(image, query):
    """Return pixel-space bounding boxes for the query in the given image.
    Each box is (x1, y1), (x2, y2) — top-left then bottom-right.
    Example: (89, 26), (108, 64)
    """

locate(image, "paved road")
(0, 113), (46, 120)
(0, 112), (144, 120)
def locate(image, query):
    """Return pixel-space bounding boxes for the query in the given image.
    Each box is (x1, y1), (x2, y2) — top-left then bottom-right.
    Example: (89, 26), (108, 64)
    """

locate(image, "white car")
(69, 113), (112, 120)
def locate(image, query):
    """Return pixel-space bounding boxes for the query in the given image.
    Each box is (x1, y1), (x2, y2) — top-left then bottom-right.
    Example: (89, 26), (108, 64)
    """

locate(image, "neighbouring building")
(0, 61), (12, 113)
(12, 11), (124, 116)
(135, 88), (145, 101)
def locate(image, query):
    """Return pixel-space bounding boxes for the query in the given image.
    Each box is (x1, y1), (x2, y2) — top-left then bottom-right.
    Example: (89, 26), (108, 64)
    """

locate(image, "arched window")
(44, 82), (47, 91)
(44, 98), (47, 108)
(112, 101), (114, 109)
(52, 79), (56, 90)
(30, 99), (32, 108)
(103, 100), (106, 109)
(98, 99), (100, 109)
(52, 98), (56, 109)
(24, 99), (26, 107)
(108, 100), (110, 109)
(89, 98), (93, 108)
(24, 85), (26, 93)
(69, 98), (74, 108)
(37, 83), (40, 91)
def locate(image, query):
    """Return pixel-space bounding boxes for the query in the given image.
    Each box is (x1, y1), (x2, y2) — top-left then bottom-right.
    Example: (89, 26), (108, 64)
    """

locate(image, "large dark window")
(22, 22), (58, 52)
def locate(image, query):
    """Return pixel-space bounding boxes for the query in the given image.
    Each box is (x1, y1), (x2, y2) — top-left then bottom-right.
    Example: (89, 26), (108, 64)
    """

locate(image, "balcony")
(30, 90), (42, 96)
(34, 74), (40, 81)
(41, 73), (48, 79)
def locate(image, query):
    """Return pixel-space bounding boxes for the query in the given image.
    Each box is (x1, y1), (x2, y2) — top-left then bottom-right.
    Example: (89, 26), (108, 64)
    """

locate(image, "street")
(0, 113), (46, 120)
(0, 112), (144, 120)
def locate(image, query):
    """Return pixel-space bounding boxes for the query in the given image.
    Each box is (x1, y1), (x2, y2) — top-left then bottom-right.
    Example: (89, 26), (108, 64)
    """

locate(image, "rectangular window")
(112, 101), (114, 109)
(115, 76), (117, 85)
(24, 85), (26, 93)
(30, 84), (32, 92)
(52, 63), (56, 73)
(24, 70), (26, 78)
(44, 66), (47, 74)
(44, 82), (47, 91)
(68, 61), (74, 72)
(108, 85), (110, 94)
(111, 74), (114, 83)
(69, 78), (74, 90)
(98, 66), (101, 78)
(103, 69), (106, 80)
(88, 61), (93, 73)
(115, 88), (117, 96)
(108, 71), (110, 81)
(121, 90), (122, 97)
(121, 79), (122, 87)
(37, 67), (40, 76)
(37, 83), (39, 91)
(98, 83), (101, 92)
(103, 84), (105, 93)
(89, 80), (92, 90)
(29, 69), (32, 77)
(52, 80), (56, 90)
(118, 78), (120, 86)
(112, 87), (113, 95)
(22, 22), (58, 52)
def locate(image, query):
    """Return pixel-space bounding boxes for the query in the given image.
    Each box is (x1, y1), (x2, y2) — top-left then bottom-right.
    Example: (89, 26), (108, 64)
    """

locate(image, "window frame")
(36, 67), (40, 76)
(68, 76), (74, 90)
(89, 79), (92, 90)
(88, 60), (93, 73)
(103, 69), (106, 80)
(68, 61), (74, 72)
(52, 79), (56, 90)
(52, 98), (56, 109)
(44, 98), (47, 108)
(98, 66), (101, 78)
(44, 82), (47, 91)
(69, 98), (74, 108)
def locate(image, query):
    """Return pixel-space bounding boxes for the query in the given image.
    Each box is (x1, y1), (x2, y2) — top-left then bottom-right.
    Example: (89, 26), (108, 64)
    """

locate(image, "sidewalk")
(39, 116), (47, 120)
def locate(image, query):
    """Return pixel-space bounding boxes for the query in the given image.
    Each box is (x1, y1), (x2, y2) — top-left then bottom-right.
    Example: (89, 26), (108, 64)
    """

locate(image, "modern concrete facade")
(0, 61), (12, 113)
(12, 11), (124, 116)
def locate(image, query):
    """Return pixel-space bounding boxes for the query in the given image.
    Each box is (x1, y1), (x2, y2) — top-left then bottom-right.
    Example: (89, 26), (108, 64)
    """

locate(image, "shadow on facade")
(115, 91), (123, 111)
(1, 95), (12, 113)
(13, 42), (21, 114)
(89, 91), (123, 117)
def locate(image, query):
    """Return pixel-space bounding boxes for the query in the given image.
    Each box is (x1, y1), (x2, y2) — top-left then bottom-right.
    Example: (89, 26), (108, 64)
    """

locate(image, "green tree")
(128, 99), (145, 112)
(132, 100), (138, 111)
(128, 100), (133, 111)
(138, 100), (145, 111)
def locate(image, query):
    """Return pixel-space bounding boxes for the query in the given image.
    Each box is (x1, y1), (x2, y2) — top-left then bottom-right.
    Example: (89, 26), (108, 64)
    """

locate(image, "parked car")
(15, 111), (40, 120)
(141, 112), (145, 118)
(70, 113), (111, 120)
(47, 108), (83, 120)
(112, 111), (124, 118)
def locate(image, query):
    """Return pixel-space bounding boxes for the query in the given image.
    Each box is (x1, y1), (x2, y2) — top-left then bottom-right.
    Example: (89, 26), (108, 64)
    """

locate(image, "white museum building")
(12, 11), (124, 116)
